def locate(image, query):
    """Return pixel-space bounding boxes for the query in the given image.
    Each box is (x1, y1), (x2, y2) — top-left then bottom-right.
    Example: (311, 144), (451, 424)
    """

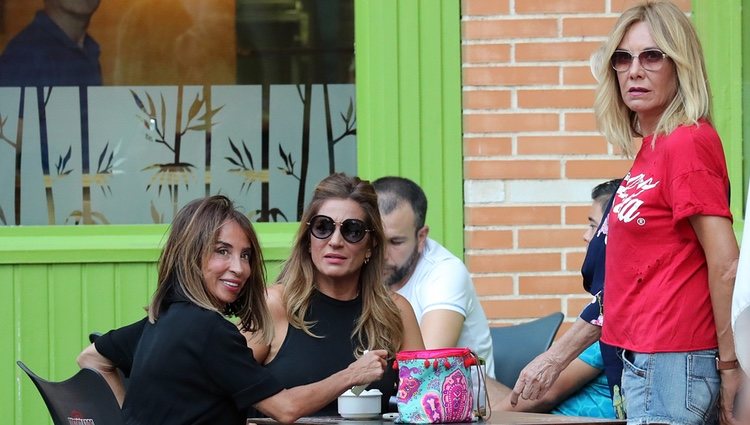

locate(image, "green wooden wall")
(693, 0), (745, 232)
(356, 0), (463, 252)
(0, 1), (463, 422)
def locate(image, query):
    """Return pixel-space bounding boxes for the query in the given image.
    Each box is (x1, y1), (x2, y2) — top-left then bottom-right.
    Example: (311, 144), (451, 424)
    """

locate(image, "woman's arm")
(254, 349), (388, 423)
(76, 344), (127, 406)
(690, 214), (742, 425)
(510, 318), (600, 406)
(498, 357), (602, 413)
(391, 292), (425, 351)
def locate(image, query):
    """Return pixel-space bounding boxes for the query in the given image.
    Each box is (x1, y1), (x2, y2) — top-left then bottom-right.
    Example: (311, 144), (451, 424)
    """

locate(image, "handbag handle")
(469, 351), (491, 420)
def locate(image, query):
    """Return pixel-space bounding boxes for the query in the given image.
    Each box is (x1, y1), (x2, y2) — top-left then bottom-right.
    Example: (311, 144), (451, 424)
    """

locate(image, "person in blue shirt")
(497, 179), (622, 418)
(0, 0), (102, 86)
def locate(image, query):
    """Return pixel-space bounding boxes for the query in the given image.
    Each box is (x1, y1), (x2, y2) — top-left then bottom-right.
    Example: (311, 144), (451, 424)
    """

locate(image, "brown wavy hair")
(147, 195), (272, 342)
(275, 173), (404, 357)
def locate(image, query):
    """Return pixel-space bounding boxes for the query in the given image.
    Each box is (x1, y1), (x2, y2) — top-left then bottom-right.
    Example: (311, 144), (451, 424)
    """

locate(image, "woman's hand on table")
(509, 350), (564, 406)
(347, 349), (387, 386)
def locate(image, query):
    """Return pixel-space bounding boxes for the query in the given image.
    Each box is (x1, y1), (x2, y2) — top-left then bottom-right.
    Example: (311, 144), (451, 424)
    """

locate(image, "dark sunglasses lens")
(310, 216), (335, 239)
(640, 50), (664, 67)
(611, 51), (632, 70)
(341, 220), (367, 243)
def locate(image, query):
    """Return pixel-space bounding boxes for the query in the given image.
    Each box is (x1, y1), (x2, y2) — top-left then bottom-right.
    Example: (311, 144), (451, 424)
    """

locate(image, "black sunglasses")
(610, 49), (668, 72)
(307, 215), (372, 244)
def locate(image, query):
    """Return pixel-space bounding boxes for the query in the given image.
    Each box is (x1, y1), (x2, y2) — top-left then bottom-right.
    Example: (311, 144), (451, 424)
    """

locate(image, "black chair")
(490, 312), (565, 388)
(17, 360), (124, 425)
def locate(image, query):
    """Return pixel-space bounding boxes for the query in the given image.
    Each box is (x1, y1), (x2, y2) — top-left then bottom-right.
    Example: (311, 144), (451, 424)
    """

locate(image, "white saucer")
(340, 413), (381, 420)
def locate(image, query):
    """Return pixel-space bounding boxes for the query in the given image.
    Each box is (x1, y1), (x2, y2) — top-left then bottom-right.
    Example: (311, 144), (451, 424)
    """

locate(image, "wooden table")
(248, 412), (625, 425)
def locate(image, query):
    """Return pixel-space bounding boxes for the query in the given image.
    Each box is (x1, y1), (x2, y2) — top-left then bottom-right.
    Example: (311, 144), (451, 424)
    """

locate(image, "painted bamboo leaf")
(97, 142), (109, 173)
(130, 90), (147, 115)
(150, 201), (163, 223)
(225, 156), (242, 168)
(56, 145), (72, 175)
(63, 145), (71, 167)
(187, 93), (203, 122)
(160, 93), (167, 137)
(196, 105), (224, 123)
(228, 138), (245, 168)
(146, 93), (156, 117)
(345, 98), (353, 121)
(186, 124), (210, 132)
(243, 141), (254, 169)
(279, 145), (289, 168)
(91, 212), (110, 224)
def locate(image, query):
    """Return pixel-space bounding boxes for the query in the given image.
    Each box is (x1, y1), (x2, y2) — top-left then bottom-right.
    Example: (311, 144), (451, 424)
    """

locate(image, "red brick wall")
(461, 0), (690, 333)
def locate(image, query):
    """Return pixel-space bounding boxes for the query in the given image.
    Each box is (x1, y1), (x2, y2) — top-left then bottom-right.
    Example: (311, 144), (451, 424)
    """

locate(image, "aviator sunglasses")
(610, 48), (668, 72)
(307, 215), (372, 244)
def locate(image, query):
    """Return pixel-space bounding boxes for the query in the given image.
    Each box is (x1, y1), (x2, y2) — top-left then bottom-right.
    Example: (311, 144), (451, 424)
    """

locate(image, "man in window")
(0, 0), (102, 86)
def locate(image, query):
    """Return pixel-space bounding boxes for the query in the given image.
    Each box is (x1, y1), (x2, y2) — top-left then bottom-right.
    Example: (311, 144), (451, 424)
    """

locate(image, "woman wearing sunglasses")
(592, 2), (740, 424)
(244, 173), (424, 416)
(76, 195), (388, 424)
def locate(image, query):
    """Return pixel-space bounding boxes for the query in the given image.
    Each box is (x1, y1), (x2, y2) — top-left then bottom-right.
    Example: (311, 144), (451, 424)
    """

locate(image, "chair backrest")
(490, 312), (565, 388)
(17, 360), (124, 425)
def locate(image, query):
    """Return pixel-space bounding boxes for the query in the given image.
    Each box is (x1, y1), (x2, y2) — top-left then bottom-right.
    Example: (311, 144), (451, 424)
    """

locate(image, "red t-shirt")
(601, 120), (731, 353)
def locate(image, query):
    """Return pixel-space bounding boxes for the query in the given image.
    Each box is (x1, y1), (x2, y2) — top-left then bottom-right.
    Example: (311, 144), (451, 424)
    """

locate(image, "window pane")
(0, 0), (354, 225)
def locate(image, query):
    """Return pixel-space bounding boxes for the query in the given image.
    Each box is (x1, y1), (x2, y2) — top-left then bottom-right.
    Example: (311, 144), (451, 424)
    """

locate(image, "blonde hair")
(148, 195), (273, 344)
(275, 173), (404, 357)
(593, 0), (711, 157)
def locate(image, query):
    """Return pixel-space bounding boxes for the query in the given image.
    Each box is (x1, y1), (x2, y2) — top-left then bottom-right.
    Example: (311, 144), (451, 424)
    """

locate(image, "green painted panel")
(0, 266), (16, 421)
(397, 0), (422, 173)
(438, 0), (464, 252)
(355, 0), (463, 256)
(693, 0), (744, 235)
(114, 263), (154, 325)
(17, 265), (53, 425)
(0, 222), (295, 265)
(49, 265), (85, 379)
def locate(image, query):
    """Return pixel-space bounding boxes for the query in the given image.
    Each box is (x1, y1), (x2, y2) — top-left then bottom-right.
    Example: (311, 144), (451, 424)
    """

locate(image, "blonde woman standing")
(593, 2), (741, 424)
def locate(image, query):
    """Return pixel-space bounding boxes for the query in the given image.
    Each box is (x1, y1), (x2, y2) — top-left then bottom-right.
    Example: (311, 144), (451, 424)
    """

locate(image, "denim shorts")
(621, 349), (720, 425)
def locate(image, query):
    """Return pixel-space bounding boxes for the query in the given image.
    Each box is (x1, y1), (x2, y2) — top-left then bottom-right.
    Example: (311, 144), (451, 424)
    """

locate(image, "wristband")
(716, 357), (740, 371)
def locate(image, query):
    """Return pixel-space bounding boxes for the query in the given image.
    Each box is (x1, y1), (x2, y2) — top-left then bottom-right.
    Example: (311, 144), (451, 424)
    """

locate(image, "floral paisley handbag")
(393, 347), (489, 424)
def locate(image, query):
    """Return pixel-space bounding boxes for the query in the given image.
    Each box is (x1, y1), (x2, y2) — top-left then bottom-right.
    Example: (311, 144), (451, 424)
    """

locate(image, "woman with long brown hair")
(245, 173), (424, 415)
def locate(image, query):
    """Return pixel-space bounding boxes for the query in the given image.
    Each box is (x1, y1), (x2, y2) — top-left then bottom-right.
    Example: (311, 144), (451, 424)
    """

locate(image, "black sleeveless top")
(265, 290), (398, 415)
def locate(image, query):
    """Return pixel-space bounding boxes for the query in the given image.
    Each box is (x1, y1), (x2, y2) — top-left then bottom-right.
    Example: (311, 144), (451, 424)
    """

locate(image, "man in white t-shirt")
(373, 176), (496, 379)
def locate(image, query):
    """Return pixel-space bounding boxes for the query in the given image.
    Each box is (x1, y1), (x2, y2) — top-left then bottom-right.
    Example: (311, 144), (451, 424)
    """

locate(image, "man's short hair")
(372, 176), (428, 230)
(591, 178), (622, 203)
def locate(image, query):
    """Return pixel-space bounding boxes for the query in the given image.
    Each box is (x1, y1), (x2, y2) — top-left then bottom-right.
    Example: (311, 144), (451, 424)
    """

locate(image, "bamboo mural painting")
(0, 88), (23, 225)
(35, 87), (55, 224)
(0, 84), (356, 225)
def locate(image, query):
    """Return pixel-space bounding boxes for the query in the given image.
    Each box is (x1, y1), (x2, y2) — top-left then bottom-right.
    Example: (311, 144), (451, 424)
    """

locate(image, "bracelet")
(716, 357), (740, 371)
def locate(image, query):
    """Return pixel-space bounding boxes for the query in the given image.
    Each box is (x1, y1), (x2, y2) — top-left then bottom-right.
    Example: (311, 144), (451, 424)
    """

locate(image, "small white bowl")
(338, 389), (382, 419)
